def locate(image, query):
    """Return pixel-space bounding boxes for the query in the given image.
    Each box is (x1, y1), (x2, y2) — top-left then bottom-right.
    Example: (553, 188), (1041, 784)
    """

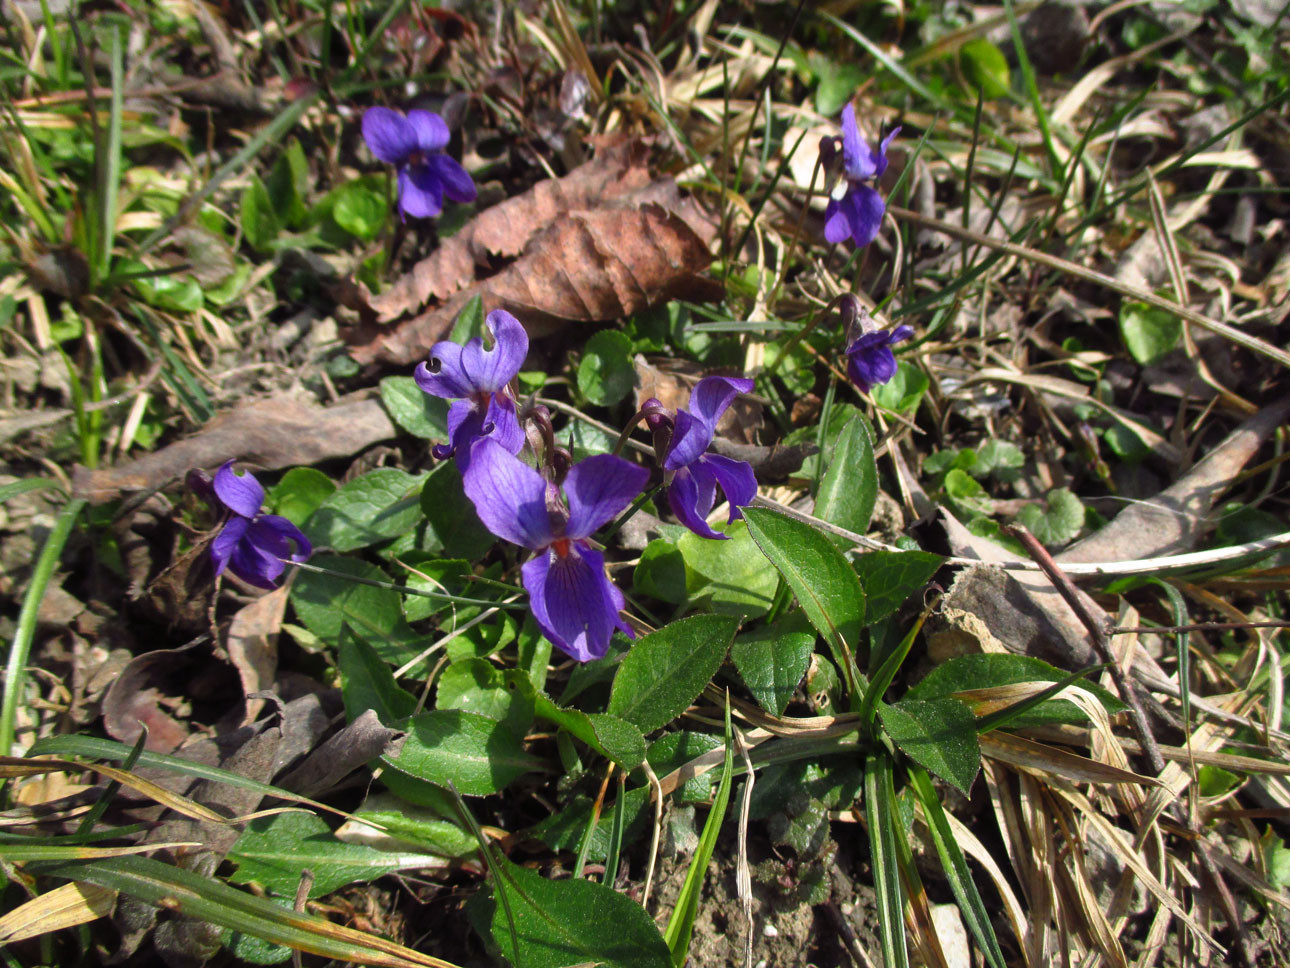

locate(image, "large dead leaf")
(369, 140), (652, 320)
(1057, 396), (1290, 564)
(226, 586), (289, 725)
(352, 201), (718, 367)
(72, 396), (396, 504)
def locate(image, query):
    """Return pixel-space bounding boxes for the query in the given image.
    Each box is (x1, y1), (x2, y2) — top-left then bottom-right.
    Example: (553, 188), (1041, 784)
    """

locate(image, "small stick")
(1110, 620), (1290, 635)
(1004, 525), (1165, 775)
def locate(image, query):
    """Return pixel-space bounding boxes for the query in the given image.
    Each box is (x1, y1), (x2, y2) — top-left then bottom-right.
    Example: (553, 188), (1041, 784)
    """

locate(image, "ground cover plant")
(3, 1), (1290, 966)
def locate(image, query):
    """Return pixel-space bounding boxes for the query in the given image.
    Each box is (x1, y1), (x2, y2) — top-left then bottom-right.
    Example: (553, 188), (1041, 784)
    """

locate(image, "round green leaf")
(577, 329), (635, 406)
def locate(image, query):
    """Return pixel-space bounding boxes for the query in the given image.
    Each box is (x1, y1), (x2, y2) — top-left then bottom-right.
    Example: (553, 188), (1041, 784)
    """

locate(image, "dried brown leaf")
(0, 882), (118, 944)
(370, 141), (652, 320)
(225, 586), (289, 725)
(353, 203), (718, 367)
(72, 396), (396, 505)
(103, 646), (244, 753)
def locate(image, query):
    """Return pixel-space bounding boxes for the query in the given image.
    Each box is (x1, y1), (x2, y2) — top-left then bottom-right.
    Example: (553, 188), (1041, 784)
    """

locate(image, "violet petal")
(459, 309), (528, 392)
(662, 408), (713, 472)
(701, 454), (757, 521)
(406, 109), (450, 153)
(562, 453), (649, 540)
(840, 184), (887, 249)
(667, 464), (725, 540)
(398, 164), (444, 219)
(362, 107), (415, 164)
(415, 340), (474, 399)
(688, 375), (753, 429)
(251, 514), (313, 563)
(522, 544), (627, 662)
(213, 461), (265, 518)
(462, 438), (555, 550)
(211, 514), (250, 576)
(425, 153), (477, 203)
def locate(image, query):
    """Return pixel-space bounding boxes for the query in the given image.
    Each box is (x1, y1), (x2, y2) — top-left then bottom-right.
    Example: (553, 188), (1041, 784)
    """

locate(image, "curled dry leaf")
(72, 396), (396, 504)
(352, 202), (719, 367)
(226, 585), (289, 725)
(370, 140), (652, 320)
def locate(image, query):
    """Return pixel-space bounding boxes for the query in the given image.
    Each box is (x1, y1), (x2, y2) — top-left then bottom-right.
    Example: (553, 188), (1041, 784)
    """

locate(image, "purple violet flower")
(846, 324), (914, 393)
(463, 438), (649, 662)
(414, 309), (528, 471)
(209, 462), (312, 589)
(823, 103), (899, 250)
(362, 106), (477, 220)
(656, 376), (758, 540)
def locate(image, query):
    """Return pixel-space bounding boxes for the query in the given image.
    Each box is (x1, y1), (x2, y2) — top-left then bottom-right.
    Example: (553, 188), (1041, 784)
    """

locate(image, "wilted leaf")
(226, 586), (288, 724)
(352, 203), (716, 367)
(73, 397), (397, 504)
(369, 141), (652, 320)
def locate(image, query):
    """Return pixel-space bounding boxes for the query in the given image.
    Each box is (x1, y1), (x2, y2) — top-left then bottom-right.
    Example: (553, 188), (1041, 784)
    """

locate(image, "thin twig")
(1110, 620), (1290, 635)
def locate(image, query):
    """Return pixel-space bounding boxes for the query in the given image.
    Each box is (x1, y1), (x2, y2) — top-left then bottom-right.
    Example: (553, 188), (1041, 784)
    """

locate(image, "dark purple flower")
(209, 462), (312, 589)
(846, 324), (914, 393)
(362, 106), (477, 220)
(823, 103), (899, 249)
(659, 376), (758, 540)
(414, 309), (528, 471)
(463, 439), (649, 662)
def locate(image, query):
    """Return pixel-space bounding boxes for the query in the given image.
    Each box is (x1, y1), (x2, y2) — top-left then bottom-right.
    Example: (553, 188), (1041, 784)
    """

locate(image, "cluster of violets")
(417, 309), (758, 662)
(202, 101), (913, 662)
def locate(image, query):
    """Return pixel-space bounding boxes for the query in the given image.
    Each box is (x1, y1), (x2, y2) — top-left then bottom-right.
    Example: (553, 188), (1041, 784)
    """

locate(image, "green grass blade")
(663, 700), (735, 966)
(1003, 0), (1061, 181)
(858, 605), (931, 728)
(864, 750), (909, 968)
(2, 498), (84, 756)
(36, 855), (459, 968)
(908, 766), (1007, 968)
(97, 24), (123, 283)
(973, 664), (1107, 734)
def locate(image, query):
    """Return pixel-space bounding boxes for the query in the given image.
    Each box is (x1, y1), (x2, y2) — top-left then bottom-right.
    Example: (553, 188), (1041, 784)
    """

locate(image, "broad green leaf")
(133, 271), (203, 312)
(387, 709), (546, 796)
(904, 653), (1125, 728)
(43, 855), (453, 968)
(448, 293), (485, 344)
(337, 625), (417, 726)
(908, 766), (1007, 968)
(304, 469), (427, 552)
(527, 684), (646, 770)
(811, 53), (867, 116)
(730, 612), (816, 716)
(815, 414), (877, 538)
(577, 330), (635, 406)
(960, 38), (1011, 99)
(379, 375), (450, 440)
(784, 402), (861, 479)
(1013, 487), (1085, 546)
(677, 520), (779, 618)
(266, 138), (308, 229)
(419, 462), (495, 559)
(228, 812), (443, 898)
(871, 361), (928, 415)
(349, 792), (475, 858)
(332, 182), (387, 241)
(435, 660), (534, 738)
(943, 468), (992, 518)
(240, 174), (280, 251)
(741, 507), (865, 680)
(468, 854), (670, 968)
(877, 698), (980, 794)
(290, 555), (421, 662)
(1119, 300), (1181, 364)
(851, 551), (943, 626)
(633, 539), (688, 605)
(267, 468), (336, 527)
(972, 440), (1024, 479)
(607, 614), (737, 733)
(528, 786), (652, 861)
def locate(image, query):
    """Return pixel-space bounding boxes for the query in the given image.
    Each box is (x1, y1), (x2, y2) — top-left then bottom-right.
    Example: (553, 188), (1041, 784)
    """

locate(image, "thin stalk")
(2, 498), (85, 757)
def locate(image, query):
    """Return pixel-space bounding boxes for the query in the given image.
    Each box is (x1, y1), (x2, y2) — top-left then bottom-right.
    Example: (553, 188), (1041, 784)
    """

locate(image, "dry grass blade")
(978, 733), (1160, 787)
(0, 882), (117, 944)
(0, 757), (232, 825)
